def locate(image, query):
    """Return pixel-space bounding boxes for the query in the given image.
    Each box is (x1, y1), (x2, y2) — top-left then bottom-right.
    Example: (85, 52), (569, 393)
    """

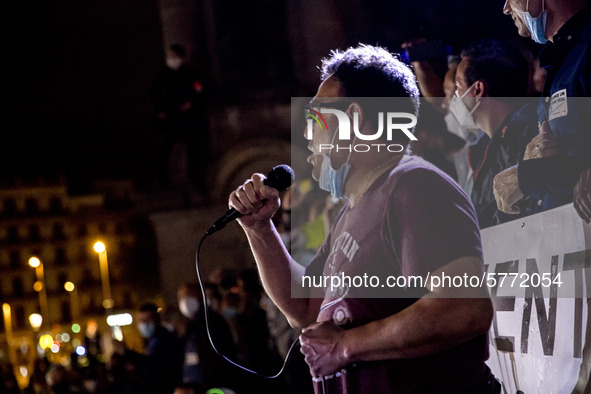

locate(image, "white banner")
(482, 204), (591, 393)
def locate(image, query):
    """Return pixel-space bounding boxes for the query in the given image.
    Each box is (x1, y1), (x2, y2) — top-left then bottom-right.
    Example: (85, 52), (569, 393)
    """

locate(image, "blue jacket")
(469, 101), (539, 228)
(518, 6), (591, 212)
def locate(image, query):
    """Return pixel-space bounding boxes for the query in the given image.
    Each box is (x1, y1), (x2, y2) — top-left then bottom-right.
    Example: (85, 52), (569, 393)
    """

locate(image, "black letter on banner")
(563, 249), (591, 358)
(521, 256), (558, 355)
(490, 261), (518, 352)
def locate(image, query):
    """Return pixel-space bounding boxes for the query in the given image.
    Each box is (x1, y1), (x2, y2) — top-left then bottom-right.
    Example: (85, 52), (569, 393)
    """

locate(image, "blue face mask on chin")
(317, 128), (353, 199)
(318, 154), (351, 199)
(522, 0), (548, 44)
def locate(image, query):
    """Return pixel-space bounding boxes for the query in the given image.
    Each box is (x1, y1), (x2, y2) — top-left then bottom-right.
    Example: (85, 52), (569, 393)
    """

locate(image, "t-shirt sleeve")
(304, 235), (330, 278)
(387, 168), (483, 277)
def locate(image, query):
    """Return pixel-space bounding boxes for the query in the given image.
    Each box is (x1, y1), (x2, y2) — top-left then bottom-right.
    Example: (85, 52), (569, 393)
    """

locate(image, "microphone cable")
(194, 232), (301, 379)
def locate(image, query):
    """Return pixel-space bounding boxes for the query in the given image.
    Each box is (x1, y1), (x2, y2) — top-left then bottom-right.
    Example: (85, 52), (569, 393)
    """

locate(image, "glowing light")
(64, 282), (75, 292)
(71, 323), (81, 333)
(28, 257), (41, 268)
(106, 313), (133, 327)
(33, 281), (43, 292)
(19, 366), (28, 378)
(56, 334), (62, 342)
(86, 320), (98, 336)
(103, 299), (114, 309)
(75, 346), (86, 356)
(28, 313), (42, 329)
(93, 242), (105, 253)
(205, 389), (226, 394)
(39, 334), (53, 349)
(72, 339), (81, 347)
(62, 333), (71, 342)
(112, 326), (123, 342)
(50, 343), (60, 353)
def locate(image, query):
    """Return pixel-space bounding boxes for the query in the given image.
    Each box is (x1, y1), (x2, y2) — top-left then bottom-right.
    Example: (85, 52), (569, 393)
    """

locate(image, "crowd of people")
(407, 29), (589, 228)
(228, 0), (591, 392)
(3, 0), (590, 393)
(1, 273), (313, 394)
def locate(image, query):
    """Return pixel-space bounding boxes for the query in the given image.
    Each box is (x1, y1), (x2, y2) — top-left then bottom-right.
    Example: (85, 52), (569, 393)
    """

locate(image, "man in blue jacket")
(494, 0), (591, 219)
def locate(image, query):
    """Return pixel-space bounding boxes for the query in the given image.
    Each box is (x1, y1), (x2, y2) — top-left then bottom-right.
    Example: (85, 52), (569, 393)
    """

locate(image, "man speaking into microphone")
(228, 45), (497, 393)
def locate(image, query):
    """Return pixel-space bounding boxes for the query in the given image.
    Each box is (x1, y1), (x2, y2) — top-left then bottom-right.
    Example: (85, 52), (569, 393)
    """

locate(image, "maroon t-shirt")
(304, 155), (490, 393)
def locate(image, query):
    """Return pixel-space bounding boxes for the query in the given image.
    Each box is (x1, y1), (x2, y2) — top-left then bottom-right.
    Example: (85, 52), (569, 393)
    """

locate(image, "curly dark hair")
(319, 44), (420, 139)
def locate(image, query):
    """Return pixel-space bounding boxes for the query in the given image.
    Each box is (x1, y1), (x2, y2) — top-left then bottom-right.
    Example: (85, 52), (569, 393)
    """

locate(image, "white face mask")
(449, 83), (481, 129)
(444, 112), (476, 143)
(179, 296), (200, 318)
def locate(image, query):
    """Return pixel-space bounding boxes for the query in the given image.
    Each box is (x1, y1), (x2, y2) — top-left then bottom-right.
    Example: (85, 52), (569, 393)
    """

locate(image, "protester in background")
(403, 39), (481, 196)
(402, 39), (466, 182)
(452, 39), (539, 228)
(441, 60), (483, 196)
(177, 282), (238, 392)
(410, 103), (465, 180)
(151, 43), (209, 198)
(495, 0), (591, 220)
(84, 319), (104, 366)
(114, 302), (183, 394)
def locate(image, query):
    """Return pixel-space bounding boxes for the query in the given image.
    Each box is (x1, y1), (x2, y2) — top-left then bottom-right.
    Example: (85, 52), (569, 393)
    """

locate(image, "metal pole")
(2, 304), (16, 369)
(98, 251), (113, 312)
(36, 265), (49, 326)
(71, 287), (80, 324)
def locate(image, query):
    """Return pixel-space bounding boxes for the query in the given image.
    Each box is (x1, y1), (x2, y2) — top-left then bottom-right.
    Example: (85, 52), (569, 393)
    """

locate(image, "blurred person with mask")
(177, 282), (238, 392)
(495, 0), (591, 222)
(442, 59), (483, 196)
(451, 39), (539, 228)
(402, 39), (468, 185)
(115, 302), (183, 394)
(403, 38), (481, 196)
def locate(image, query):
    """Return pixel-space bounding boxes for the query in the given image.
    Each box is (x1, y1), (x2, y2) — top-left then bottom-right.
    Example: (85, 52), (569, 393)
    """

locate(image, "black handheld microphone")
(206, 164), (295, 235)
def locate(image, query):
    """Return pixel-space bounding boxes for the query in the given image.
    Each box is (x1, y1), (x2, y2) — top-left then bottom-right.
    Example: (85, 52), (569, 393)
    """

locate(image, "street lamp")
(2, 303), (16, 369)
(28, 257), (49, 326)
(29, 313), (43, 359)
(64, 281), (80, 325)
(93, 242), (114, 312)
(28, 313), (43, 331)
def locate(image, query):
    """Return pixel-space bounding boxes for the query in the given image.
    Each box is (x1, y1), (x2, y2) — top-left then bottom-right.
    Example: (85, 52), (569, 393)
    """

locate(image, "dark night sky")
(6, 0), (528, 191)
(7, 0), (163, 190)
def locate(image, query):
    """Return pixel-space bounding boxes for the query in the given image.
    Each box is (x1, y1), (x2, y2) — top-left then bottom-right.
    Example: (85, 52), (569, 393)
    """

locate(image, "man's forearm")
(243, 221), (318, 328)
(341, 296), (492, 363)
(341, 257), (493, 363)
